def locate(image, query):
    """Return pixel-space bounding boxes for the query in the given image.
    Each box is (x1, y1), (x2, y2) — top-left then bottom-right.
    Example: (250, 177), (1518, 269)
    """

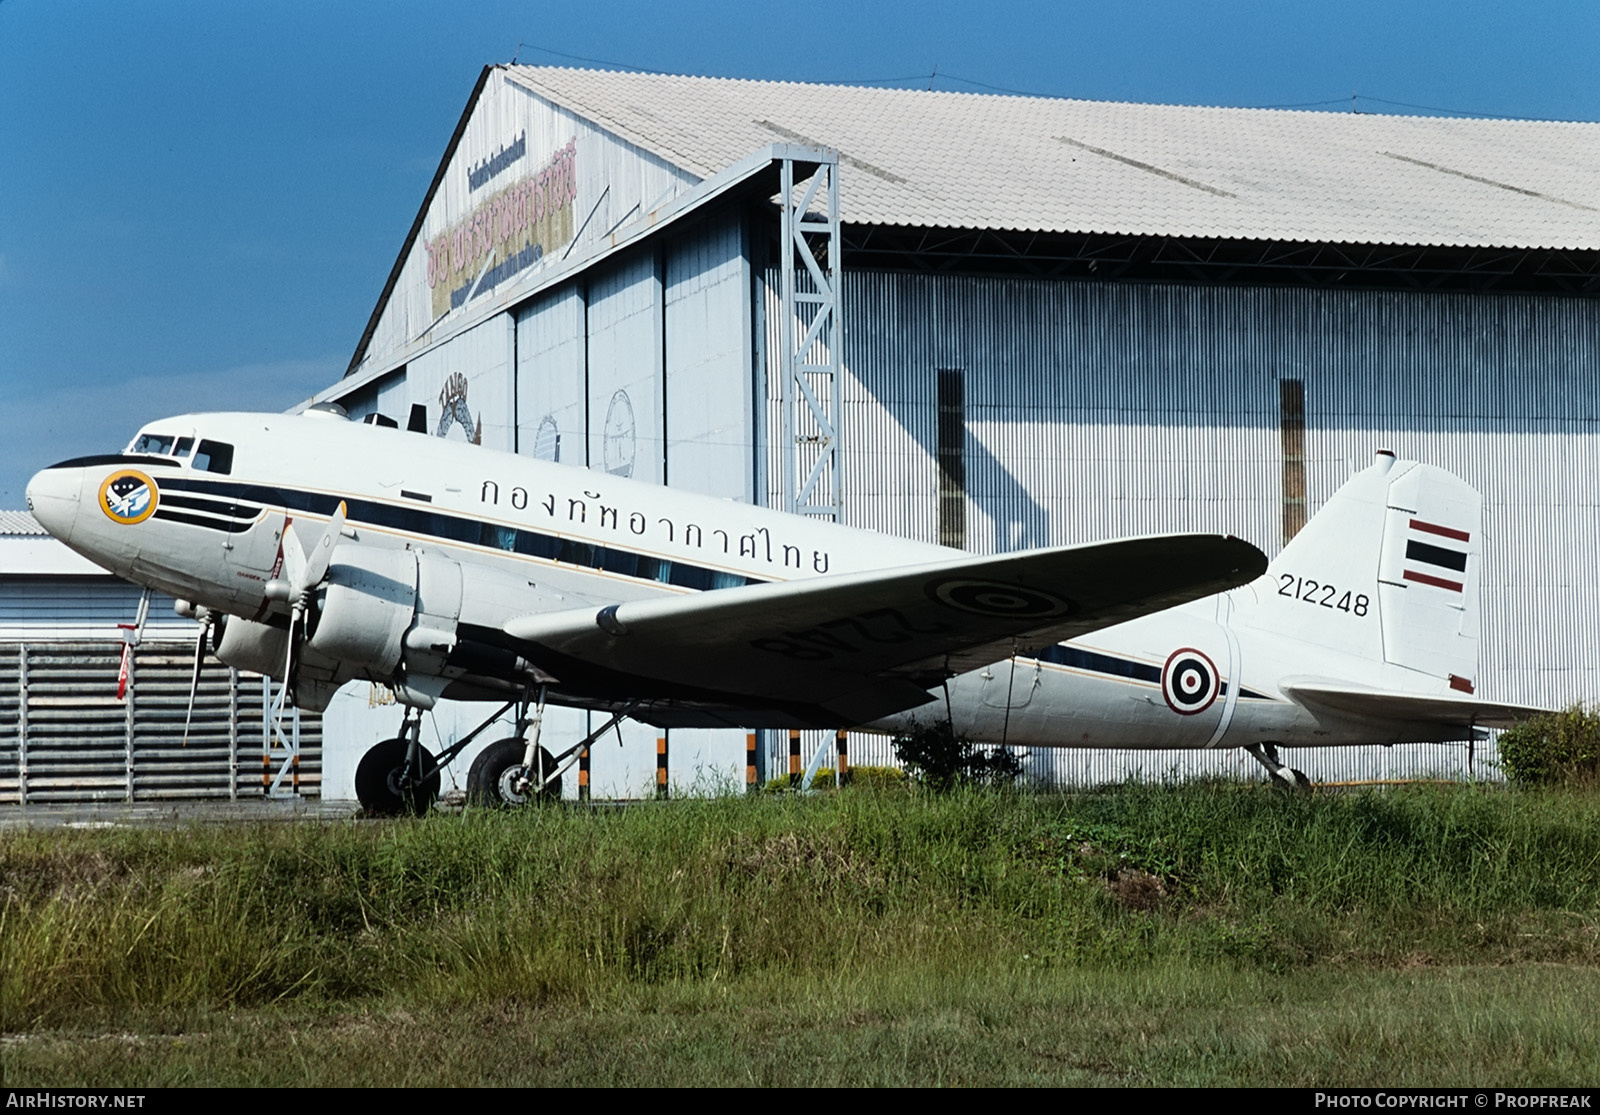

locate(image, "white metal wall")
(665, 218), (755, 502)
(811, 271), (1600, 712)
(0, 578), (192, 640)
(516, 286), (588, 464)
(403, 313), (517, 451)
(586, 253), (664, 483)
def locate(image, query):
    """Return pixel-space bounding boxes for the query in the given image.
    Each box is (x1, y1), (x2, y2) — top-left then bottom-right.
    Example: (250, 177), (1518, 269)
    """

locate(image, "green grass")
(4, 782), (1600, 1085)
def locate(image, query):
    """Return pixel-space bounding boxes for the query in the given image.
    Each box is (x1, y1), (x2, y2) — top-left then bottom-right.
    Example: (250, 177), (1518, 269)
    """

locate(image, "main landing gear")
(354, 709), (441, 816)
(1244, 742), (1313, 793)
(465, 689), (638, 808)
(352, 690), (641, 815)
(467, 736), (559, 806)
(467, 686), (557, 807)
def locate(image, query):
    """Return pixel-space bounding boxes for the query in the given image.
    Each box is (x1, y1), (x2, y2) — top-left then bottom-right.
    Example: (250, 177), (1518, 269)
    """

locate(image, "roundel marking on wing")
(99, 469), (159, 525)
(926, 578), (1075, 620)
(1161, 648), (1219, 716)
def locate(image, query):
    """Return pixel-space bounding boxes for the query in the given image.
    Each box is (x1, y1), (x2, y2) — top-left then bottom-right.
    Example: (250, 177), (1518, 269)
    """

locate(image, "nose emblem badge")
(99, 469), (159, 524)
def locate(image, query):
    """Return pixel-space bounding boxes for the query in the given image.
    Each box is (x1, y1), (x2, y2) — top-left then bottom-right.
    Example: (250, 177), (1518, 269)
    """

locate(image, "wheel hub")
(498, 765), (531, 805)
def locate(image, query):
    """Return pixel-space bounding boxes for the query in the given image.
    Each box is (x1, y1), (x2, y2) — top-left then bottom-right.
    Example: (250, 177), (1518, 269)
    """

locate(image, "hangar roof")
(506, 67), (1600, 252)
(0, 511), (46, 536)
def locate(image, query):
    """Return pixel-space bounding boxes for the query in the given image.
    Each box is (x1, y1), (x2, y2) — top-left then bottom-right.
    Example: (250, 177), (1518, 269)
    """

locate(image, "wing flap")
(501, 533), (1266, 724)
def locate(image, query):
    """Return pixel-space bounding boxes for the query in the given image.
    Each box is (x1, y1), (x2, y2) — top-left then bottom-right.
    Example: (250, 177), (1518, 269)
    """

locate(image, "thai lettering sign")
(425, 138), (577, 318)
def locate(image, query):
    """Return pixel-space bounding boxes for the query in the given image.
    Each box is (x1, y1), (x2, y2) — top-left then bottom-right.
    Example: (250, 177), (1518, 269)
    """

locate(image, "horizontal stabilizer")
(501, 533), (1266, 725)
(1283, 682), (1549, 731)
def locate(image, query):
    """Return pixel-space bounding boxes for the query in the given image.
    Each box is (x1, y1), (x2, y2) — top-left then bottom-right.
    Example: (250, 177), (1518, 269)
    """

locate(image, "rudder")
(1235, 451), (1482, 693)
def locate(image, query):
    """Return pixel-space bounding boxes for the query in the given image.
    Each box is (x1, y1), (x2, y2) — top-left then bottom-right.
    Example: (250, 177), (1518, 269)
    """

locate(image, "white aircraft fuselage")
(26, 410), (1540, 772)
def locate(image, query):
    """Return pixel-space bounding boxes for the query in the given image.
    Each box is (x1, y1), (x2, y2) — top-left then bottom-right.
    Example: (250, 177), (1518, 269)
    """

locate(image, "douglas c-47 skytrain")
(26, 408), (1545, 811)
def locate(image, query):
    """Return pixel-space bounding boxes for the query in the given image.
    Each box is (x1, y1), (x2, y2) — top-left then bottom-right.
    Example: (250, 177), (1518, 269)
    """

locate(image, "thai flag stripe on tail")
(1410, 518), (1470, 543)
(1403, 519), (1469, 592)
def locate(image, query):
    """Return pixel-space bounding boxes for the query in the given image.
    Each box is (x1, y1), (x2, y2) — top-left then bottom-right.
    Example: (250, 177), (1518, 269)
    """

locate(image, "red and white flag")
(117, 622), (137, 701)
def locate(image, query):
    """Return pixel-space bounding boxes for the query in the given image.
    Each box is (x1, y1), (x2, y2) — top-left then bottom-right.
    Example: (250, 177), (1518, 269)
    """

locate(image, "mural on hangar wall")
(424, 135), (578, 321)
(436, 373), (482, 445)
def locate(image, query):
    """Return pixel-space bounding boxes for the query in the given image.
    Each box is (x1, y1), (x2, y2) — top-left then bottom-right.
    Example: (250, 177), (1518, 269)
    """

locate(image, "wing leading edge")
(498, 533), (1267, 726)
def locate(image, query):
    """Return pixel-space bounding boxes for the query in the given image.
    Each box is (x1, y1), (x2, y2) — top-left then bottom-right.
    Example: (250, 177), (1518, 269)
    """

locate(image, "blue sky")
(2, 0), (1596, 505)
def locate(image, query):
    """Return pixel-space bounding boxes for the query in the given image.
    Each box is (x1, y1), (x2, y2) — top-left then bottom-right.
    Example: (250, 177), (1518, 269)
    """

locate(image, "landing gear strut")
(1244, 742), (1312, 793)
(354, 693), (641, 813)
(467, 736), (560, 806)
(465, 695), (639, 809)
(355, 709), (441, 815)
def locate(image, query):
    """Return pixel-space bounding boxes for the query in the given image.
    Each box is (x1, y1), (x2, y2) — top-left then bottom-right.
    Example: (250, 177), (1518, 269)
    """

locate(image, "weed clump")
(1497, 705), (1600, 786)
(891, 720), (1022, 791)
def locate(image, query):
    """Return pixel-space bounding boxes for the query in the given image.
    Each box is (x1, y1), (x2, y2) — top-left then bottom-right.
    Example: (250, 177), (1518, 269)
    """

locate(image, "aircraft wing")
(1283, 683), (1549, 731)
(498, 534), (1266, 726)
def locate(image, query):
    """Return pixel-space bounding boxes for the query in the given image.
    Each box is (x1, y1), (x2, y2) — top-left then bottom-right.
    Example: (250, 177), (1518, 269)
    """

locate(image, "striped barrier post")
(788, 729), (801, 787)
(656, 735), (668, 800)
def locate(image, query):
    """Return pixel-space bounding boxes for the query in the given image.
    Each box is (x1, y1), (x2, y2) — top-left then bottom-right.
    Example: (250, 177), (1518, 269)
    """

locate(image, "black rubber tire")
(466, 736), (561, 807)
(355, 737), (441, 816)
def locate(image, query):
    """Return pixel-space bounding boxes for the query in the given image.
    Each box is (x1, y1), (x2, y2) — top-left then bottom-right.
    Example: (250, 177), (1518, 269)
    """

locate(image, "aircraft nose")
(25, 465), (83, 543)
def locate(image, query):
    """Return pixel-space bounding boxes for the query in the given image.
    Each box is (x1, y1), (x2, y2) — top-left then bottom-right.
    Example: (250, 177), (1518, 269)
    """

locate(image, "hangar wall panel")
(361, 70), (698, 377)
(844, 733), (1500, 787)
(516, 286), (589, 464)
(0, 579), (192, 640)
(801, 269), (1599, 710)
(665, 217), (754, 501)
(401, 314), (516, 451)
(661, 218), (757, 777)
(586, 254), (665, 484)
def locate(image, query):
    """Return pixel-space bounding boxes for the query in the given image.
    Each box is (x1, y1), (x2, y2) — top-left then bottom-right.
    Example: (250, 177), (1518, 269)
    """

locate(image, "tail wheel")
(466, 736), (561, 807)
(355, 737), (440, 816)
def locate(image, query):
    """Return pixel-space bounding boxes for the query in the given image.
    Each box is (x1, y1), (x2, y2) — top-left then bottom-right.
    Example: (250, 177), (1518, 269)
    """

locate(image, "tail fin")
(1235, 451), (1482, 694)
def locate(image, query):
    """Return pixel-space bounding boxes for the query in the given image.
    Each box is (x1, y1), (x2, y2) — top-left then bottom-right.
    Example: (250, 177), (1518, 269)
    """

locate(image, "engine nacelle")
(211, 614), (346, 711)
(213, 614), (289, 678)
(222, 542), (587, 709)
(309, 546), (417, 674)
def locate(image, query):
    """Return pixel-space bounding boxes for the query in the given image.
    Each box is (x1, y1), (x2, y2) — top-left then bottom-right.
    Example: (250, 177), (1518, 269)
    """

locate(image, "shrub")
(891, 720), (1023, 791)
(845, 765), (908, 791)
(1496, 704), (1600, 786)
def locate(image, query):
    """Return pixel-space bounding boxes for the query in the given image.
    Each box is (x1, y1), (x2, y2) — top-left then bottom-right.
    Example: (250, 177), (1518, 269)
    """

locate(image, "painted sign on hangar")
(425, 135), (577, 320)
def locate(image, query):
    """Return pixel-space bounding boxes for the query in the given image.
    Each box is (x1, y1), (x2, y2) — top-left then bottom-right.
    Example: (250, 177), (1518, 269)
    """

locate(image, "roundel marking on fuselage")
(99, 469), (159, 525)
(1161, 647), (1219, 716)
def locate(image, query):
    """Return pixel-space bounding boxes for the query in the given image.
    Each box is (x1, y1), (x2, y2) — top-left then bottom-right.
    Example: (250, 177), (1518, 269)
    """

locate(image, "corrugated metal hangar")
(305, 66), (1600, 792)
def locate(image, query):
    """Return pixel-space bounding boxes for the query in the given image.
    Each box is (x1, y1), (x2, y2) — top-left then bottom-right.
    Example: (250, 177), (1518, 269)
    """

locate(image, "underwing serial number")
(1277, 574), (1369, 616)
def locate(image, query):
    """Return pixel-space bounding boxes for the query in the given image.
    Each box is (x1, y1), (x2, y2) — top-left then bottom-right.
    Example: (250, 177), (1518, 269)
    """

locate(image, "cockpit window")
(174, 437), (194, 458)
(193, 440), (234, 475)
(131, 432), (176, 455)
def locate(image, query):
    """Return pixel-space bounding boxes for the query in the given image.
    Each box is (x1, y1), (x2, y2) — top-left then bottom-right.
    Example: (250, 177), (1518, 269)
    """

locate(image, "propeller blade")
(281, 522), (308, 594)
(269, 607), (298, 748)
(270, 503), (344, 748)
(300, 501), (346, 590)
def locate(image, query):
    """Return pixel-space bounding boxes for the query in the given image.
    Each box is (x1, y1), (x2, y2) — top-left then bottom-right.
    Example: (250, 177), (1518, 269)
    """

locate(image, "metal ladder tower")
(778, 153), (842, 522)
